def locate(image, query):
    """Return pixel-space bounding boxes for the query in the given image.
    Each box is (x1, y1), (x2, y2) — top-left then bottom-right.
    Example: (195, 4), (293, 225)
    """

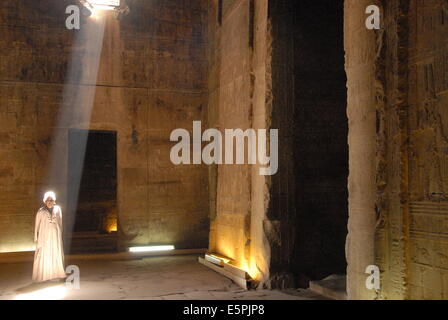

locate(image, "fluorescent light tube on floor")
(205, 254), (224, 266)
(129, 245), (175, 253)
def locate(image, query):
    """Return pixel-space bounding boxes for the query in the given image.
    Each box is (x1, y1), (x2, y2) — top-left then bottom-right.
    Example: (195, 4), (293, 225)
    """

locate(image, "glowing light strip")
(205, 253), (231, 266)
(82, 0), (120, 11)
(205, 254), (223, 266)
(209, 254), (230, 264)
(129, 245), (175, 253)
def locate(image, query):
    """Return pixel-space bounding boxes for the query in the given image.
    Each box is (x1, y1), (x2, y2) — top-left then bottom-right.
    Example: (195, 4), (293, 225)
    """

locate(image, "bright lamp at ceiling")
(84, 0), (120, 11)
(129, 245), (175, 253)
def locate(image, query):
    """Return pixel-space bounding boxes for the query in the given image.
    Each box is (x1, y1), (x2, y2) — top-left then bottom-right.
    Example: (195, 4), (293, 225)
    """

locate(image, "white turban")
(43, 191), (56, 203)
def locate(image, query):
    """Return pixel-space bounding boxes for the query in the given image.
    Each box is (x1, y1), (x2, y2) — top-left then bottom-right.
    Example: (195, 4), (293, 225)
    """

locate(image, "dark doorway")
(269, 0), (348, 288)
(67, 129), (118, 253)
(292, 0), (348, 283)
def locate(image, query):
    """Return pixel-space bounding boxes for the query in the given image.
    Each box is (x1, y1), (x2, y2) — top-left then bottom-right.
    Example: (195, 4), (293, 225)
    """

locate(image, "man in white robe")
(32, 191), (67, 282)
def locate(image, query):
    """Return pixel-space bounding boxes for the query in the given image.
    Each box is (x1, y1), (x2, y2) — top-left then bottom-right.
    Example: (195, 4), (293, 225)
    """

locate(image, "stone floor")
(0, 254), (326, 300)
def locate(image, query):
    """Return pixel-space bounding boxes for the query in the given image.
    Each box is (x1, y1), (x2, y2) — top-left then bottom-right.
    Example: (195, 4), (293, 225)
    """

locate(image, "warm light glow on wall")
(217, 241), (238, 264)
(239, 259), (260, 281)
(129, 245), (175, 253)
(106, 218), (118, 233)
(215, 237), (260, 278)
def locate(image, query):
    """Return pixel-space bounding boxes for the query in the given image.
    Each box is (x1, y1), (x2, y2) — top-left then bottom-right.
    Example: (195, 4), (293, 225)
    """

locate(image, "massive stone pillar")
(344, 0), (383, 300)
(207, 0), (272, 285)
(345, 0), (413, 299)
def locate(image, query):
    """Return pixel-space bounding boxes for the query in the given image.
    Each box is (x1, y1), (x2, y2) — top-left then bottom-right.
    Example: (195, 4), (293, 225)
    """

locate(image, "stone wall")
(0, 0), (209, 253)
(200, 0), (448, 298)
(345, 0), (448, 300)
(407, 0), (448, 300)
(3, 0), (448, 300)
(208, 0), (254, 272)
(344, 0), (381, 300)
(209, 0), (448, 297)
(207, 0), (272, 284)
(209, 0), (349, 289)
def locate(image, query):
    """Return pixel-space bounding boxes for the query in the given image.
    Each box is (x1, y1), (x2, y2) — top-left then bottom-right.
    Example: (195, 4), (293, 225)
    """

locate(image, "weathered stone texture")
(207, 0), (272, 284)
(3, 0), (448, 300)
(344, 0), (383, 300)
(208, 0), (253, 268)
(407, 0), (448, 300)
(346, 0), (448, 300)
(0, 0), (209, 253)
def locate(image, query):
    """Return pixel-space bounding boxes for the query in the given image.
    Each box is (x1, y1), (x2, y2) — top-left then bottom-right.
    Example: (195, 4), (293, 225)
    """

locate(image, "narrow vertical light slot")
(129, 245), (175, 253)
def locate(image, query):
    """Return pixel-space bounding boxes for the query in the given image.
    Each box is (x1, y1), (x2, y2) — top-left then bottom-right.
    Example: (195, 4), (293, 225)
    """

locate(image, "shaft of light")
(44, 12), (107, 254)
